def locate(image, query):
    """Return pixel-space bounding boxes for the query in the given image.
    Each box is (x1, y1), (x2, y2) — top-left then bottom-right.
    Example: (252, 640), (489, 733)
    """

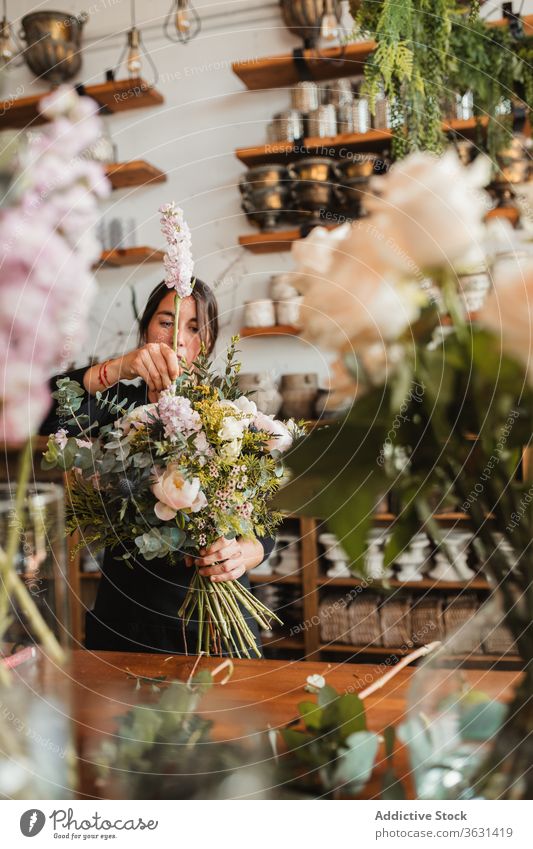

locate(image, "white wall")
(4, 0), (532, 385)
(3, 0), (332, 383)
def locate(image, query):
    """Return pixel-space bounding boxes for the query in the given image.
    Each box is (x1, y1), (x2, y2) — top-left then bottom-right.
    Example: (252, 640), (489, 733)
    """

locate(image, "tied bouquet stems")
(180, 570), (282, 658)
(43, 338), (300, 658)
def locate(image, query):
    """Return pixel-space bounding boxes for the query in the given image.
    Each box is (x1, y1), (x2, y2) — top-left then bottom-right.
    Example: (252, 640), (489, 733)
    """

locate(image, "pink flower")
(0, 86), (107, 444)
(254, 411), (293, 453)
(159, 202), (194, 297)
(157, 391), (201, 440)
(54, 429), (68, 449)
(151, 464), (204, 520)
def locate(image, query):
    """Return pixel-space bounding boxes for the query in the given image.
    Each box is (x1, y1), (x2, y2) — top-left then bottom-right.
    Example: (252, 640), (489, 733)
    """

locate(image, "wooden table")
(24, 649), (522, 800)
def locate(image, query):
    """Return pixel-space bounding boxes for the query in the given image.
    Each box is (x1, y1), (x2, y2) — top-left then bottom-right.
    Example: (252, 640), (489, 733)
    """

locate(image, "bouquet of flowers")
(42, 339), (300, 657)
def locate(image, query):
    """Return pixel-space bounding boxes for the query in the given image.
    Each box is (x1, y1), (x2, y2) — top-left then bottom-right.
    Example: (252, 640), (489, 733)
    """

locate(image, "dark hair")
(137, 279), (219, 354)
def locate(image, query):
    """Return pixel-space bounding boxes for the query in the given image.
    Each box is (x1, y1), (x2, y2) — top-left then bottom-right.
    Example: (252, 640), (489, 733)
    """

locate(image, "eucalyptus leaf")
(329, 731), (379, 794)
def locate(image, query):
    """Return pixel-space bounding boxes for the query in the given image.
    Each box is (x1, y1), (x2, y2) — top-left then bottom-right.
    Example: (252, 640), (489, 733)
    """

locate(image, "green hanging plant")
(354, 0), (533, 161)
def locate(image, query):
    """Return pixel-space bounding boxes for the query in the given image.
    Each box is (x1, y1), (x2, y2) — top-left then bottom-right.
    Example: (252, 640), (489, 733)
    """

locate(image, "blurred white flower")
(296, 228), (424, 353)
(365, 150), (491, 271)
(478, 257), (533, 384)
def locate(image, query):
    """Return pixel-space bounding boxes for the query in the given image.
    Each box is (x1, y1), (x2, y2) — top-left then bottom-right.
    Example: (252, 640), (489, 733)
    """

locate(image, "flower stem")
(0, 438), (66, 681)
(172, 294), (181, 354)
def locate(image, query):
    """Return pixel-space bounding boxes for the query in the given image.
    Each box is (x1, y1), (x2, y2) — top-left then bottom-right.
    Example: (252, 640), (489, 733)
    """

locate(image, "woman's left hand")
(185, 537), (264, 582)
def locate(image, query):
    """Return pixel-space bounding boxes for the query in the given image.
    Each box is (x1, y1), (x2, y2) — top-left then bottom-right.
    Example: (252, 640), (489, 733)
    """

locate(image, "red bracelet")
(98, 361), (110, 389)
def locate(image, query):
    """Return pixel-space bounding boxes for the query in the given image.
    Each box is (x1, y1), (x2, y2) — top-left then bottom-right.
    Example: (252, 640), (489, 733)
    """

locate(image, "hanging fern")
(353, 0), (532, 161)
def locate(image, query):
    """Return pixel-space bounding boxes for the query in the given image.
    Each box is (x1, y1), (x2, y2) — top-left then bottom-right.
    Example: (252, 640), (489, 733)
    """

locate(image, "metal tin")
(290, 81), (320, 112)
(372, 93), (391, 130)
(337, 98), (370, 134)
(272, 109), (304, 142)
(306, 104), (337, 138)
(322, 79), (353, 107)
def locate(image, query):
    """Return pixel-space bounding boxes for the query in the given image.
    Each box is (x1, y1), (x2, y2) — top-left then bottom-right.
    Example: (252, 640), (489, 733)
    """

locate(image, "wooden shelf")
(239, 206), (518, 253)
(250, 573), (301, 585)
(240, 324), (301, 337)
(236, 129), (393, 166)
(0, 78), (164, 130)
(80, 572), (101, 580)
(261, 635), (305, 650)
(233, 39), (377, 90)
(105, 160), (166, 190)
(95, 246), (165, 268)
(236, 119), (486, 168)
(317, 576), (491, 590)
(239, 228), (335, 254)
(232, 15), (533, 90)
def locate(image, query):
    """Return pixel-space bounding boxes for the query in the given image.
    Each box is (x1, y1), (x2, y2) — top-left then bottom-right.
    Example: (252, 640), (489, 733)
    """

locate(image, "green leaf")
(281, 728), (314, 751)
(298, 702), (324, 732)
(337, 694), (367, 740)
(381, 767), (407, 800)
(317, 684), (338, 708)
(459, 700), (507, 742)
(330, 731), (379, 794)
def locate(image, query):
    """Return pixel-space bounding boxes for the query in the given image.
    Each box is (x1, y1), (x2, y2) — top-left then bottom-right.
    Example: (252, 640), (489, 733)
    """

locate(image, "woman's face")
(145, 292), (202, 365)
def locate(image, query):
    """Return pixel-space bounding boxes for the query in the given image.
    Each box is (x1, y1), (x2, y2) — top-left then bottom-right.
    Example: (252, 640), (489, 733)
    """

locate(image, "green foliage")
(280, 682), (403, 797)
(93, 669), (272, 799)
(355, 0), (532, 160)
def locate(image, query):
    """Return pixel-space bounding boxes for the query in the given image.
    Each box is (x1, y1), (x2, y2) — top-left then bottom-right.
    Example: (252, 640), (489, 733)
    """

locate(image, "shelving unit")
(241, 324), (301, 337)
(105, 160), (167, 191)
(251, 512), (522, 668)
(232, 15), (533, 90)
(0, 78), (164, 130)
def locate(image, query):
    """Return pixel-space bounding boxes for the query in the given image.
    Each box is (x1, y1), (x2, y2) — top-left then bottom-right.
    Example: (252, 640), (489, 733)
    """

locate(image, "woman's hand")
(124, 342), (180, 395)
(185, 537), (265, 582)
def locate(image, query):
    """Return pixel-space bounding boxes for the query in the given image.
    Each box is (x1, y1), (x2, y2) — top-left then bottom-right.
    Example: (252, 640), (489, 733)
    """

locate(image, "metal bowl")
(291, 180), (340, 215)
(335, 153), (389, 180)
(239, 165), (290, 196)
(241, 185), (292, 230)
(288, 157), (337, 182)
(280, 0), (342, 45)
(20, 10), (88, 84)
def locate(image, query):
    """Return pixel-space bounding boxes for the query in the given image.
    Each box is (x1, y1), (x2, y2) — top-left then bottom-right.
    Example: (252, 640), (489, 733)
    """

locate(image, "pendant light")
(164, 0), (201, 44)
(320, 0), (340, 43)
(0, 0), (22, 67)
(114, 0), (158, 83)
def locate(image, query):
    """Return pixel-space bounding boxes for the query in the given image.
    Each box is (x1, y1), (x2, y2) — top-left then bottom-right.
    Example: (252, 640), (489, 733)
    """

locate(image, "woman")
(40, 279), (275, 654)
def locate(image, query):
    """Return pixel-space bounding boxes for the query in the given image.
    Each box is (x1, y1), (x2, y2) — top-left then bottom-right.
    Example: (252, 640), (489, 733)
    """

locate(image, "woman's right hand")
(124, 342), (181, 394)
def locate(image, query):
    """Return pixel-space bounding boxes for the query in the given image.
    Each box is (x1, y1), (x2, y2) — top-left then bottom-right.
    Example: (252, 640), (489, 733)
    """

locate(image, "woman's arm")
(38, 343), (181, 436)
(82, 344), (179, 397)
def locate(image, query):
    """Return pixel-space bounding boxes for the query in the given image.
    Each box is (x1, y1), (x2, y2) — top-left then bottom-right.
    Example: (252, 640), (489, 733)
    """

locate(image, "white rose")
(233, 395), (258, 419)
(218, 415), (245, 441)
(221, 438), (242, 461)
(478, 257), (533, 384)
(365, 150), (492, 271)
(254, 411), (293, 453)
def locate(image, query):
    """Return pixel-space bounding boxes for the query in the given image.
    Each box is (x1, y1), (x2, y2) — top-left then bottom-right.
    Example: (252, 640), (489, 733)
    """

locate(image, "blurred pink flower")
(0, 87), (108, 444)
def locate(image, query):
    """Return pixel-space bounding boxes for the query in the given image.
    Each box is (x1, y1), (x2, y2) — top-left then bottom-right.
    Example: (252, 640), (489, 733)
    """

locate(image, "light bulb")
(176, 1), (191, 35)
(320, 12), (339, 42)
(320, 0), (340, 43)
(126, 27), (142, 76)
(339, 1), (357, 41)
(0, 17), (16, 64)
